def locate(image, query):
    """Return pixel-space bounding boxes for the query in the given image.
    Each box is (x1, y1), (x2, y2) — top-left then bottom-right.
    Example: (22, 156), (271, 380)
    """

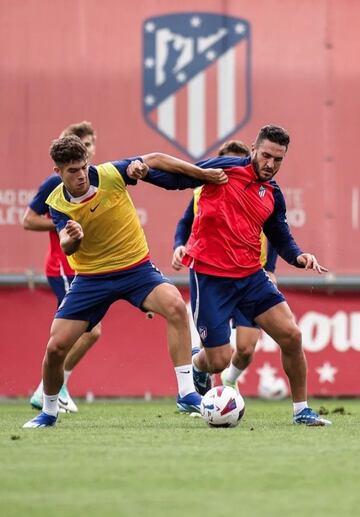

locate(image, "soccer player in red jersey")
(172, 140), (278, 394)
(180, 125), (331, 426)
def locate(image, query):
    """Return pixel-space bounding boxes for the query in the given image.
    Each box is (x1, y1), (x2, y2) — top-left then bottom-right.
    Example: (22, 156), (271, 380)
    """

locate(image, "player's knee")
(207, 349), (232, 373)
(163, 295), (188, 323)
(46, 337), (67, 364)
(281, 325), (302, 353)
(236, 344), (254, 361)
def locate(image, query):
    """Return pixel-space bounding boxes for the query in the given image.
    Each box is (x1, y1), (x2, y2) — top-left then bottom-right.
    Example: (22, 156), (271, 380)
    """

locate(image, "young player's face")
(251, 139), (287, 181)
(57, 160), (90, 197)
(81, 135), (96, 163)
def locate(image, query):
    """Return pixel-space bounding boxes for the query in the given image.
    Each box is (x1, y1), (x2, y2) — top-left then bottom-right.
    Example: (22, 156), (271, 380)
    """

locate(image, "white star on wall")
(145, 21), (156, 33)
(144, 95), (155, 106)
(316, 362), (338, 383)
(190, 16), (202, 28)
(235, 23), (246, 34)
(144, 57), (155, 69)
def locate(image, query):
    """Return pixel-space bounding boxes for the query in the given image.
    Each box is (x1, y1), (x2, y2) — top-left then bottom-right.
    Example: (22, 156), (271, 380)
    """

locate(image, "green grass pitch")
(0, 398), (359, 517)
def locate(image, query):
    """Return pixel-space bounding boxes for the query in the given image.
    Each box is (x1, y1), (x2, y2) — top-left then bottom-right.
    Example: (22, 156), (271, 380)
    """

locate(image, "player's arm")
(23, 207), (55, 231)
(264, 240), (278, 273)
(59, 221), (84, 255)
(263, 187), (328, 273)
(196, 156), (250, 169)
(23, 175), (61, 231)
(49, 208), (83, 256)
(112, 158), (216, 190)
(172, 198), (195, 270)
(140, 153), (228, 184)
(111, 158), (200, 190)
(264, 240), (278, 285)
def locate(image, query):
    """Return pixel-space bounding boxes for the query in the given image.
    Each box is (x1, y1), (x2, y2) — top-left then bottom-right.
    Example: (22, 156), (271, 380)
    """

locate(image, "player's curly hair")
(50, 135), (88, 167)
(217, 140), (250, 157)
(255, 125), (290, 150)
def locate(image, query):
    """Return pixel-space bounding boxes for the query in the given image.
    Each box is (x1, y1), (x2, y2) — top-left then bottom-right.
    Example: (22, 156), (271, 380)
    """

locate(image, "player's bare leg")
(64, 322), (101, 370)
(23, 318), (88, 428)
(143, 283), (201, 413)
(221, 327), (259, 388)
(255, 302), (331, 426)
(43, 318), (89, 395)
(255, 302), (306, 401)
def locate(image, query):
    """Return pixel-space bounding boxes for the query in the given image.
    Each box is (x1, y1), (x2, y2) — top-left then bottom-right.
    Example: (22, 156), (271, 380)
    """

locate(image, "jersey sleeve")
(195, 156), (250, 169)
(49, 207), (70, 233)
(174, 197), (195, 248)
(263, 185), (304, 268)
(142, 169), (203, 190)
(264, 240), (278, 273)
(111, 158), (142, 185)
(29, 175), (62, 215)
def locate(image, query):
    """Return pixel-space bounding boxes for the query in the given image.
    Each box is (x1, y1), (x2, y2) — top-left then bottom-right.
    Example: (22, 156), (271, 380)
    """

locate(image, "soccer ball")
(258, 376), (289, 400)
(200, 386), (245, 428)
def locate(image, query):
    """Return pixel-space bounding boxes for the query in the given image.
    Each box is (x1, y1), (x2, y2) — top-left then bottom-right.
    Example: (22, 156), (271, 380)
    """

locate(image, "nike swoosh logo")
(49, 398), (57, 403)
(180, 370), (190, 374)
(58, 398), (68, 406)
(90, 203), (100, 212)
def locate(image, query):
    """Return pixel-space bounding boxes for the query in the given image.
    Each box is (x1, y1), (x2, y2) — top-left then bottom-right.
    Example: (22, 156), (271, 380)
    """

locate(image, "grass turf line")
(0, 398), (359, 517)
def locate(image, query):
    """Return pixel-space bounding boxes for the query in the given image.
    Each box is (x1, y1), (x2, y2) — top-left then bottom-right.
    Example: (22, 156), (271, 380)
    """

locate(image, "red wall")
(1, 287), (359, 397)
(0, 0), (359, 277)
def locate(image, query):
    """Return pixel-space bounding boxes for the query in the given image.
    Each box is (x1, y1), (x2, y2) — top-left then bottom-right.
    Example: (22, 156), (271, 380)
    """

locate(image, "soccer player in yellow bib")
(23, 135), (227, 428)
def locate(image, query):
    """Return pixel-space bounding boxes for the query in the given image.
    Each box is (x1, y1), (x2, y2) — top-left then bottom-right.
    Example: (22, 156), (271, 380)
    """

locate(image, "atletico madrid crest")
(143, 13), (252, 160)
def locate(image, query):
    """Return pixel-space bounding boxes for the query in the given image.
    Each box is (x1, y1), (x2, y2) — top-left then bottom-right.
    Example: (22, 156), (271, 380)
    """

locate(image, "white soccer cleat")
(58, 385), (78, 413)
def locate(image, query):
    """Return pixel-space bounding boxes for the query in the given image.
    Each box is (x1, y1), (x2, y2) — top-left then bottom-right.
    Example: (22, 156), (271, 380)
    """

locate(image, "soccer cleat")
(58, 385), (78, 413)
(30, 389), (43, 410)
(30, 385), (78, 413)
(177, 391), (202, 413)
(192, 347), (212, 395)
(220, 368), (239, 392)
(293, 407), (332, 426)
(23, 412), (57, 429)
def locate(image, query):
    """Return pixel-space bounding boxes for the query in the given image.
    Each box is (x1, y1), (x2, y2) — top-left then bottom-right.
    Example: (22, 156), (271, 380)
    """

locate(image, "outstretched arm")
(129, 153), (228, 185)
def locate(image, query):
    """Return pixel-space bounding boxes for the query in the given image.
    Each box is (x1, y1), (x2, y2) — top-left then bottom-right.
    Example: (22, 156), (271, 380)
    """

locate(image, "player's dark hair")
(255, 125), (290, 150)
(218, 140), (251, 157)
(50, 135), (88, 167)
(60, 120), (96, 140)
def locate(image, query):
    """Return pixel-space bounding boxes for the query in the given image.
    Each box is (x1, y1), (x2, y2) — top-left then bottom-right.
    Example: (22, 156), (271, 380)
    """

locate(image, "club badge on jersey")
(259, 185), (267, 198)
(143, 12), (252, 160)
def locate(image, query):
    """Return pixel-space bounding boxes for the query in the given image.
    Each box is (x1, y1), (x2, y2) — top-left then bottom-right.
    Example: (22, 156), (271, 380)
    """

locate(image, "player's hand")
(202, 168), (228, 184)
(127, 160), (149, 179)
(296, 253), (328, 274)
(172, 245), (186, 270)
(65, 220), (84, 241)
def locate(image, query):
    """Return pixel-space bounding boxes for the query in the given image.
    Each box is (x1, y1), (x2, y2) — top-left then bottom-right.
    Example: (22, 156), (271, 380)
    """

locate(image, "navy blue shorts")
(47, 275), (75, 306)
(190, 269), (285, 347)
(55, 261), (169, 330)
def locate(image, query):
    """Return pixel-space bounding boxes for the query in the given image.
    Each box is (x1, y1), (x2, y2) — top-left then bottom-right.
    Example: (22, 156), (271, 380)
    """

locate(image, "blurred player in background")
(176, 125), (331, 426)
(23, 135), (227, 428)
(23, 122), (101, 413)
(172, 140), (278, 394)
